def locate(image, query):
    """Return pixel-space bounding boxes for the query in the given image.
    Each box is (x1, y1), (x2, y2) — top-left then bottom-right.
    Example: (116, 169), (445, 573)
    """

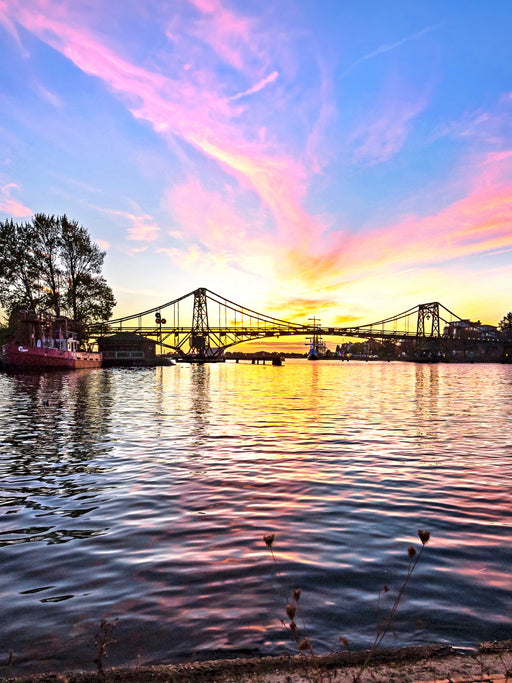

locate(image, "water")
(1, 360), (512, 675)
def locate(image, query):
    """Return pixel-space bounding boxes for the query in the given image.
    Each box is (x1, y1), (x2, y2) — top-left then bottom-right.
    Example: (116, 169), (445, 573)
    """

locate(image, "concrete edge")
(4, 641), (512, 683)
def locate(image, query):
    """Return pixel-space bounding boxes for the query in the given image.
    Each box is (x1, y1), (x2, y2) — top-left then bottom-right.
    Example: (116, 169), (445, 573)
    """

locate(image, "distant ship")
(307, 338), (326, 360)
(306, 316), (326, 360)
(2, 310), (102, 371)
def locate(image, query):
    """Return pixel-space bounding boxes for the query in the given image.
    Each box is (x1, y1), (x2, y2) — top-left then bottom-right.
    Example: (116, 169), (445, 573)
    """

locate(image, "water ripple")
(1, 361), (512, 674)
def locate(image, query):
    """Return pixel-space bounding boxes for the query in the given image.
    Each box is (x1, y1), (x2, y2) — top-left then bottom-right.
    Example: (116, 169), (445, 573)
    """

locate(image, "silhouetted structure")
(99, 332), (157, 366)
(97, 287), (504, 363)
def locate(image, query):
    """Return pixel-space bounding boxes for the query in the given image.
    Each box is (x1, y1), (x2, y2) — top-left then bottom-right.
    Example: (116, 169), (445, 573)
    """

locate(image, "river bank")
(4, 641), (512, 682)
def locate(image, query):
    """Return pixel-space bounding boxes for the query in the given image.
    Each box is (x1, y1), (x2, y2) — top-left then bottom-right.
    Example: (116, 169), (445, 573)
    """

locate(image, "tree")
(499, 312), (512, 330)
(0, 320), (10, 347)
(0, 214), (116, 326)
(59, 214), (112, 322)
(0, 218), (42, 312)
(70, 273), (117, 323)
(32, 213), (62, 316)
(499, 312), (512, 341)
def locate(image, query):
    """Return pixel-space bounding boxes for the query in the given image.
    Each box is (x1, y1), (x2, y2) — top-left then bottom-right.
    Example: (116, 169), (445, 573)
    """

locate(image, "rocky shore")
(4, 641), (512, 683)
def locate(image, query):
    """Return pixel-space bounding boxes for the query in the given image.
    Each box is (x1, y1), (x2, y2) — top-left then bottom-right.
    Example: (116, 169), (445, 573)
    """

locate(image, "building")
(443, 320), (498, 340)
(98, 332), (157, 366)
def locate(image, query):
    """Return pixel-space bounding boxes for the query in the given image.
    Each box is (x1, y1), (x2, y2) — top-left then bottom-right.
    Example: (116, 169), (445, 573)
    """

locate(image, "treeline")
(0, 214), (115, 325)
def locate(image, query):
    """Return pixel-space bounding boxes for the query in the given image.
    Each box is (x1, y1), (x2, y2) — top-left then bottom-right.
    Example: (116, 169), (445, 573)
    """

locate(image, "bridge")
(99, 287), (483, 361)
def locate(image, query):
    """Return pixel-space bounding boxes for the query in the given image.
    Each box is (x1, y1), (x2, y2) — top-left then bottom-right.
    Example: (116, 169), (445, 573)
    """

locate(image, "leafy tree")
(0, 214), (116, 326)
(70, 273), (116, 323)
(380, 340), (399, 359)
(499, 312), (512, 330)
(0, 218), (42, 312)
(499, 312), (512, 341)
(0, 321), (10, 347)
(32, 213), (62, 316)
(60, 214), (107, 321)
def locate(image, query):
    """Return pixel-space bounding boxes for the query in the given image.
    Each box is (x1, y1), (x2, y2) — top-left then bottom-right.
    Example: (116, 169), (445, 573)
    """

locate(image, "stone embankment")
(4, 641), (512, 683)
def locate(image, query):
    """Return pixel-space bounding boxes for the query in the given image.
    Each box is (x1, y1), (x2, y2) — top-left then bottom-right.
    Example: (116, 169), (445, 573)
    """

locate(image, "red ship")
(1, 310), (102, 371)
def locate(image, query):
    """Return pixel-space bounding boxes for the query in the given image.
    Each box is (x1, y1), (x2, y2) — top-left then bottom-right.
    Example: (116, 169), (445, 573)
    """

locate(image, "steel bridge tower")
(416, 302), (441, 338)
(184, 287), (223, 360)
(189, 287), (210, 356)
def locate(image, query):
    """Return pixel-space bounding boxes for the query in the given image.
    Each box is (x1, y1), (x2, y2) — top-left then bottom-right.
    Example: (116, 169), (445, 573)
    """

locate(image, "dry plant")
(264, 533), (314, 657)
(352, 529), (431, 682)
(94, 617), (117, 679)
(263, 529), (431, 683)
(7, 649), (13, 677)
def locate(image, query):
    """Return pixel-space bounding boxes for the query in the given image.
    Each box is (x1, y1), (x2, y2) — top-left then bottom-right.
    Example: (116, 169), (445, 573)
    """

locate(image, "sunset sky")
(1, 0), (511, 335)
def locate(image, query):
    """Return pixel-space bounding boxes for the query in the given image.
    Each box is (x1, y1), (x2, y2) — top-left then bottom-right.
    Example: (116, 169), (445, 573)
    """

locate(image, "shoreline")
(5, 640), (512, 682)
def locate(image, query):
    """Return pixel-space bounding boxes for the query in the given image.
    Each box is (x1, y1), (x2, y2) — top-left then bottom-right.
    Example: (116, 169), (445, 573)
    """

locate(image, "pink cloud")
(99, 207), (161, 242)
(350, 84), (428, 165)
(34, 82), (62, 108)
(157, 244), (246, 276)
(169, 177), (250, 246)
(378, 185), (512, 263)
(186, 0), (253, 70)
(0, 0), (28, 53)
(484, 150), (512, 165)
(187, 137), (320, 248)
(285, 179), (512, 288)
(126, 216), (160, 242)
(4, 0), (324, 253)
(0, 183), (32, 217)
(305, 67), (337, 174)
(229, 71), (279, 101)
(166, 176), (278, 278)
(432, 104), (510, 150)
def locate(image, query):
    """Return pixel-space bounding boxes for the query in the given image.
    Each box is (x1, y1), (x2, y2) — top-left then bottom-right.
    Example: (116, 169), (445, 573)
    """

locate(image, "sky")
(1, 0), (512, 341)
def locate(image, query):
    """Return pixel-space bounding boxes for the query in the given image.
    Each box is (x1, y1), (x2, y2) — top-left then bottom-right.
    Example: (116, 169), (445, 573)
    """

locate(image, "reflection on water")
(1, 361), (512, 675)
(0, 371), (113, 547)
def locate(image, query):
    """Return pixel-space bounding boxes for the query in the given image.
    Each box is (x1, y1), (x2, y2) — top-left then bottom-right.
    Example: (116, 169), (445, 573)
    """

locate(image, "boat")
(307, 338), (326, 360)
(1, 310), (102, 371)
(306, 317), (326, 360)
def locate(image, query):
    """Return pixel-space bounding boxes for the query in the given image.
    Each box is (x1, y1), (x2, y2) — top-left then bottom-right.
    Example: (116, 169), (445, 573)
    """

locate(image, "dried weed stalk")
(264, 528), (431, 683)
(94, 617), (117, 679)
